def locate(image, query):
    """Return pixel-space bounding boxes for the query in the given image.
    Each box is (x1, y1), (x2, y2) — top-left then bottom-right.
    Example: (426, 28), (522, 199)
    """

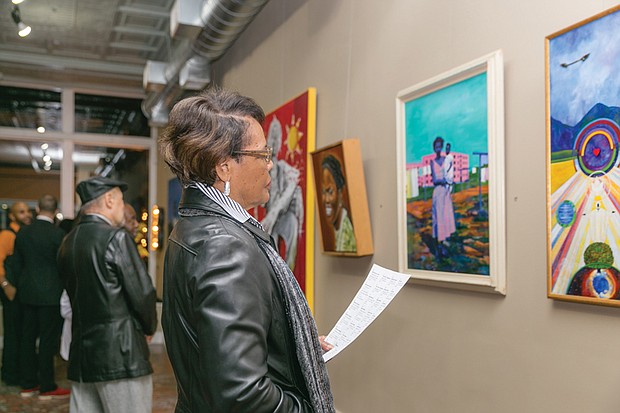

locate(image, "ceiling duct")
(142, 0), (270, 126)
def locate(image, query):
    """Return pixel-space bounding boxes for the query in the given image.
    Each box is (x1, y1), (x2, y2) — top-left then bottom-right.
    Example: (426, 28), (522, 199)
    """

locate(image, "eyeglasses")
(233, 146), (273, 163)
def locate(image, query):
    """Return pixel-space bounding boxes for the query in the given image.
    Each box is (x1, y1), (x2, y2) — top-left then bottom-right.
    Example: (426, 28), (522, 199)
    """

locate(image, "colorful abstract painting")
(249, 89), (316, 310)
(546, 6), (620, 306)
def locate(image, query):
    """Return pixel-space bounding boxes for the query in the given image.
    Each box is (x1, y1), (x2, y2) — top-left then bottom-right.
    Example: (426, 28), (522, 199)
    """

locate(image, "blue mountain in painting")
(551, 103), (620, 152)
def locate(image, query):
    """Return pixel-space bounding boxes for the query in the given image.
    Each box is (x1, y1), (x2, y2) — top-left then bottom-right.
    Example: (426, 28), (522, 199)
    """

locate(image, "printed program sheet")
(322, 264), (410, 362)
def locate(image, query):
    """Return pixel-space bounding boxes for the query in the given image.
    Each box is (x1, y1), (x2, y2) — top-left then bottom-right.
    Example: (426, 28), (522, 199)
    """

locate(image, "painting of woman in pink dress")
(430, 136), (456, 255)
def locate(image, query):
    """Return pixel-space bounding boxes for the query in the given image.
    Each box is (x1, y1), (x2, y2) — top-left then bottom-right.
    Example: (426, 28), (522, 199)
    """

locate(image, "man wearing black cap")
(57, 176), (157, 413)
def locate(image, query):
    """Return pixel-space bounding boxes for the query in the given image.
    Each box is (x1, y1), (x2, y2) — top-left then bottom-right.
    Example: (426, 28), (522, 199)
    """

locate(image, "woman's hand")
(318, 335), (334, 352)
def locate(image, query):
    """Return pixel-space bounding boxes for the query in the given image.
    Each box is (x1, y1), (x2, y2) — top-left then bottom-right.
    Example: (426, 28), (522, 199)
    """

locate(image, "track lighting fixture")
(11, 5), (31, 38)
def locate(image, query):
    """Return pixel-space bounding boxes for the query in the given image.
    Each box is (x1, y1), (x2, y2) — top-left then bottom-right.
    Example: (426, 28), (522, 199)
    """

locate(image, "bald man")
(0, 202), (32, 385)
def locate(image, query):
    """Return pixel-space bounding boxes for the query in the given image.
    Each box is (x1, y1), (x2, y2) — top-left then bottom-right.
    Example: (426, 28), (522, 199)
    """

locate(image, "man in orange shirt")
(0, 202), (32, 385)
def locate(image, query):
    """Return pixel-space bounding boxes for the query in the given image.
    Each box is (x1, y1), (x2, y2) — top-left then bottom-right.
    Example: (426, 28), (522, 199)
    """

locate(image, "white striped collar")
(190, 182), (264, 230)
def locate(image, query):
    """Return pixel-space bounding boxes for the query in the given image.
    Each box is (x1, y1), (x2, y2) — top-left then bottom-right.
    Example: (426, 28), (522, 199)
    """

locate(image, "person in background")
(123, 204), (139, 237)
(58, 217), (77, 364)
(57, 176), (157, 413)
(12, 195), (69, 399)
(0, 202), (32, 386)
(59, 290), (71, 362)
(159, 87), (335, 412)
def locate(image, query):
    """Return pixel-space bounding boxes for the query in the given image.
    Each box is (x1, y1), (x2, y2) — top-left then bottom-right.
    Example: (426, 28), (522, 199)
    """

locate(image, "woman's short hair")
(159, 87), (265, 185)
(321, 155), (345, 190)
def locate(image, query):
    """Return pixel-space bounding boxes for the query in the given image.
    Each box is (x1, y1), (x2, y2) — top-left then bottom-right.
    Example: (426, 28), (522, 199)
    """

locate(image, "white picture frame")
(396, 50), (506, 294)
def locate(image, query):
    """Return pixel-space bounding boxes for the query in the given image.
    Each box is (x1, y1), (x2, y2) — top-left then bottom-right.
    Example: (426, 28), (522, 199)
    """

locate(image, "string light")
(150, 205), (160, 251)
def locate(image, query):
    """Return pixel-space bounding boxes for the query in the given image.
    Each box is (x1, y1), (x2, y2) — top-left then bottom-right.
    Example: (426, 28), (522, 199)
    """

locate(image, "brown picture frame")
(311, 139), (373, 257)
(546, 6), (620, 307)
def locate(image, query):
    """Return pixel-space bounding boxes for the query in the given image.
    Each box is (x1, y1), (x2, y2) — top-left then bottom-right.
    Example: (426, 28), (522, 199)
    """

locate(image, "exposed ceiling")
(0, 0), (176, 90)
(0, 0), (174, 173)
(0, 0), (272, 174)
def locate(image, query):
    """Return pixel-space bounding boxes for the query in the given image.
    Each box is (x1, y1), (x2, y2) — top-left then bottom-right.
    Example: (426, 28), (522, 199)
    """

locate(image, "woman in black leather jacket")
(159, 88), (335, 413)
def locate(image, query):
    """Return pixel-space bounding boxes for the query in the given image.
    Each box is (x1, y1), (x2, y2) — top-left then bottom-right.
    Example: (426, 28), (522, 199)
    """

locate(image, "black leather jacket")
(57, 214), (157, 382)
(162, 187), (313, 413)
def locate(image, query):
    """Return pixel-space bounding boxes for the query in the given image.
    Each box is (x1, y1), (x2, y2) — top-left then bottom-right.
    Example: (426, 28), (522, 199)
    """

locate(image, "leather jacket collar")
(178, 186), (274, 247)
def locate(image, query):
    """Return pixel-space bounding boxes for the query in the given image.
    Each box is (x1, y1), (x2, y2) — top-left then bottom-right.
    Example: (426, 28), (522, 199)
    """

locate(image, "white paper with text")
(322, 264), (410, 362)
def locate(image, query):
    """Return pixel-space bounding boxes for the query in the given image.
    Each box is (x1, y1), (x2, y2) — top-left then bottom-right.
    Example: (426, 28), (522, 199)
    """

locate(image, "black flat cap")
(76, 176), (128, 204)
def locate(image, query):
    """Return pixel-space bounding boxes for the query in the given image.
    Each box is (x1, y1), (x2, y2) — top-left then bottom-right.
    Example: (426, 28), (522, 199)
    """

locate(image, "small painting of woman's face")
(322, 167), (341, 227)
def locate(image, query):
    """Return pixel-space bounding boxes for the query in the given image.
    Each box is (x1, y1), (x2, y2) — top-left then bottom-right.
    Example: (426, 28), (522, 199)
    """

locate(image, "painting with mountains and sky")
(547, 5), (620, 307)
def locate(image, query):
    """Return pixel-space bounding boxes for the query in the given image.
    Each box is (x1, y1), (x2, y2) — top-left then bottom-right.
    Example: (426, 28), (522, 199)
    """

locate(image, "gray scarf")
(254, 236), (335, 413)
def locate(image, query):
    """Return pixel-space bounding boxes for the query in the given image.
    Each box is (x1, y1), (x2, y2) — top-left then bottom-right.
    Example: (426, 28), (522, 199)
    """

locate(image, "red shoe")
(19, 386), (40, 398)
(38, 387), (70, 400)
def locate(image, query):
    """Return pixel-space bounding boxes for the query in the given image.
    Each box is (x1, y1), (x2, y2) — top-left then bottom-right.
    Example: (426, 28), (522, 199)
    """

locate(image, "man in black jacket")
(57, 176), (157, 413)
(12, 195), (69, 399)
(0, 201), (32, 386)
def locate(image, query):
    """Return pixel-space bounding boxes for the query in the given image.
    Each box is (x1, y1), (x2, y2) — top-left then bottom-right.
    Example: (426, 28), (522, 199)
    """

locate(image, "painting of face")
(433, 139), (443, 155)
(311, 139), (373, 256)
(322, 167), (341, 227)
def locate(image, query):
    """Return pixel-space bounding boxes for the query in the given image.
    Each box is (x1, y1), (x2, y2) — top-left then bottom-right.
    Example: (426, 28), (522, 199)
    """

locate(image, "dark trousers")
(0, 291), (23, 385)
(20, 304), (62, 392)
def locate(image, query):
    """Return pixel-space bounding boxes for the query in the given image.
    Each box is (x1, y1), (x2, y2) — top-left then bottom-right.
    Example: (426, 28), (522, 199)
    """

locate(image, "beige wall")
(176, 1), (620, 412)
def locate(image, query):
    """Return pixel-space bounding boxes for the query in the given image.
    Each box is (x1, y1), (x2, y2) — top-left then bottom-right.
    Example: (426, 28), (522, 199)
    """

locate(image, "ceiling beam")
(0, 51), (144, 76)
(113, 26), (169, 37)
(109, 42), (159, 52)
(117, 5), (170, 18)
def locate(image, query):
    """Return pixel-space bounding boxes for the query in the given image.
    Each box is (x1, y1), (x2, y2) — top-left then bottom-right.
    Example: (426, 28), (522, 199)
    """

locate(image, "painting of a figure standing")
(430, 136), (457, 255)
(547, 6), (620, 306)
(401, 72), (490, 276)
(249, 89), (316, 309)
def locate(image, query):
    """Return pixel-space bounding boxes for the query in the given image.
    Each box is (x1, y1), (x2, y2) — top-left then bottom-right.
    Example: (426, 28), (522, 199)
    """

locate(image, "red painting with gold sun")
(249, 89), (316, 309)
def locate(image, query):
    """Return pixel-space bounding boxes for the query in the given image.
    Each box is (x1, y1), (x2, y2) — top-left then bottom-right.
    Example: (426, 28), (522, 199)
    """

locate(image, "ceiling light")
(12, 0), (25, 4)
(37, 126), (45, 133)
(11, 5), (31, 38)
(17, 22), (31, 37)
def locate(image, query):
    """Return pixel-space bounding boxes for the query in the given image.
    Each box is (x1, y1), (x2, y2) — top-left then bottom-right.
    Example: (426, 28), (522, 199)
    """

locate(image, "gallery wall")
(206, 0), (620, 412)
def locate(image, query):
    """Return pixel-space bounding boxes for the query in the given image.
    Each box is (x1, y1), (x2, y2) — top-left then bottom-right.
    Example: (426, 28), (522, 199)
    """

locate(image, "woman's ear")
(215, 161), (231, 183)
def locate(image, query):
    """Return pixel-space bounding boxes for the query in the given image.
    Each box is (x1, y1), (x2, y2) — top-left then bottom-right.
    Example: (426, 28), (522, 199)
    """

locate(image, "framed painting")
(546, 6), (620, 307)
(396, 50), (506, 294)
(249, 88), (316, 311)
(310, 139), (373, 257)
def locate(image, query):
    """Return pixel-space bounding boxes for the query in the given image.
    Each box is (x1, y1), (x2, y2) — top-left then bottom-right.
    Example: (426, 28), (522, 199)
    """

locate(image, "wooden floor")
(0, 343), (177, 413)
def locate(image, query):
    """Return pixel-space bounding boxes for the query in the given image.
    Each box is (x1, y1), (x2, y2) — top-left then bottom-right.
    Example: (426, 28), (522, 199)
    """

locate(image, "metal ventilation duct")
(142, 0), (270, 125)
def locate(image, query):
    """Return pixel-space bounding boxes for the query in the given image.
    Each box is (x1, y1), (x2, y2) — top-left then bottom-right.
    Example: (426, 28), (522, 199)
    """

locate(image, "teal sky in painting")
(405, 72), (488, 164)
